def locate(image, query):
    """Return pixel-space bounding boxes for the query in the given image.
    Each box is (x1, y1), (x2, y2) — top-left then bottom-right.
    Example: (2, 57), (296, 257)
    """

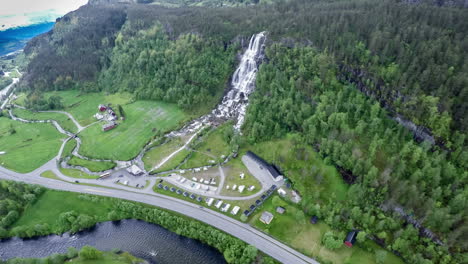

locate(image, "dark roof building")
(196, 197), (203, 202)
(310, 216), (318, 224)
(170, 187), (176, 192)
(244, 151), (283, 181)
(157, 184), (163, 189)
(344, 230), (359, 247)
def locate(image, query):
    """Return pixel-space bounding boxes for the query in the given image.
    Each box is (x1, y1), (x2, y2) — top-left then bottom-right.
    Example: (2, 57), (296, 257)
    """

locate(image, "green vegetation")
(5, 246), (144, 264)
(250, 196), (403, 264)
(67, 157), (116, 172)
(60, 168), (99, 179)
(244, 45), (466, 263)
(61, 139), (77, 158)
(244, 135), (348, 202)
(12, 93), (27, 106)
(0, 75), (13, 89)
(143, 137), (184, 171)
(12, 107), (78, 133)
(100, 24), (236, 114)
(0, 117), (65, 173)
(221, 158), (261, 197)
(0, 181), (44, 239)
(79, 100), (187, 160)
(151, 149), (191, 173)
(1, 180), (274, 264)
(182, 124), (233, 168)
(40, 171), (61, 180)
(37, 90), (132, 126)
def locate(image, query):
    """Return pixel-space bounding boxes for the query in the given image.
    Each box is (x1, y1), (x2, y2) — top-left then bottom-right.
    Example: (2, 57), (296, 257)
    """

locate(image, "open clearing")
(67, 157), (116, 172)
(181, 124), (232, 169)
(12, 190), (115, 232)
(78, 100), (187, 161)
(143, 137), (185, 171)
(12, 108), (78, 133)
(221, 158), (261, 197)
(250, 196), (403, 264)
(60, 168), (99, 179)
(41, 90), (133, 126)
(0, 117), (65, 173)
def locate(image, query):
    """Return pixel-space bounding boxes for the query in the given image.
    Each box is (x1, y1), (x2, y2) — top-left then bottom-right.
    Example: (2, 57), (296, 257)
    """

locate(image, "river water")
(0, 219), (226, 264)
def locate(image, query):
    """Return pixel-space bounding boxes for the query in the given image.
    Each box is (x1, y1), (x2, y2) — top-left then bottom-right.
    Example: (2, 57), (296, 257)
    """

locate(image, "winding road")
(1, 104), (318, 263)
(0, 165), (317, 264)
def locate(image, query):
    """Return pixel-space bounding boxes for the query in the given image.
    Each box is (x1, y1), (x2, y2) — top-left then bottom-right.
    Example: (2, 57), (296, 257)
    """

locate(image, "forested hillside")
(15, 1), (467, 263)
(0, 181), (44, 238)
(245, 44), (467, 264)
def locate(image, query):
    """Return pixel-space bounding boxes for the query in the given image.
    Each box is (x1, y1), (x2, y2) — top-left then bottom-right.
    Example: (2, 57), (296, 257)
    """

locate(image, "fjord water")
(0, 22), (54, 56)
(0, 220), (226, 264)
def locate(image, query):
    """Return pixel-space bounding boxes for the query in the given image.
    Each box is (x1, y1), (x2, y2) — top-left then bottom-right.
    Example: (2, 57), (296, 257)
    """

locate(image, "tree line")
(0, 180), (276, 264)
(243, 44), (466, 264)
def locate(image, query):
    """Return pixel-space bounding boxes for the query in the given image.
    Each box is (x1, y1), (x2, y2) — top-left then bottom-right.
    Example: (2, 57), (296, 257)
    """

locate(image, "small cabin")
(102, 122), (117, 132)
(99, 104), (107, 112)
(344, 230), (359, 247)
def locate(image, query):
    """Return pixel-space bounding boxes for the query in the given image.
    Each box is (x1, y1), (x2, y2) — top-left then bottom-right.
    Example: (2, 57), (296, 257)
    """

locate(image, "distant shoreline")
(0, 22), (55, 57)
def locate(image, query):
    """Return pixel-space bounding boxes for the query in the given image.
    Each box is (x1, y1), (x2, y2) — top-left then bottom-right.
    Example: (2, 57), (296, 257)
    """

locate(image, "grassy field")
(143, 137), (184, 171)
(250, 196), (403, 264)
(60, 168), (99, 179)
(152, 180), (252, 221)
(40, 170), (60, 180)
(243, 134), (349, 202)
(12, 190), (115, 231)
(41, 90), (133, 126)
(12, 92), (27, 106)
(220, 158), (261, 197)
(78, 101), (187, 161)
(151, 149), (192, 173)
(61, 138), (77, 158)
(12, 107), (78, 133)
(0, 117), (65, 173)
(67, 157), (116, 172)
(181, 125), (232, 168)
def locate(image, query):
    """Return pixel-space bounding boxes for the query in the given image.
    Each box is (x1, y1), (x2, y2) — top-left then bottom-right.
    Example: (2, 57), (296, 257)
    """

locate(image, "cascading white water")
(169, 32), (266, 137)
(214, 31), (266, 130)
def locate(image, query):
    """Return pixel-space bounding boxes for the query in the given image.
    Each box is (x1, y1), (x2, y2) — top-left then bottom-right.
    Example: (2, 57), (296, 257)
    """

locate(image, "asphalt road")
(0, 167), (318, 264)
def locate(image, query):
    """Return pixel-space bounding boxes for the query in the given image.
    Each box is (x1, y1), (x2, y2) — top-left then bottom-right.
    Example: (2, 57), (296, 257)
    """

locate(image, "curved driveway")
(0, 168), (318, 264)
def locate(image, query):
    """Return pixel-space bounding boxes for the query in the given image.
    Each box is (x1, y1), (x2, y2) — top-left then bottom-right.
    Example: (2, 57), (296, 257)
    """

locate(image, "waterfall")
(169, 32), (266, 137)
(213, 31), (266, 130)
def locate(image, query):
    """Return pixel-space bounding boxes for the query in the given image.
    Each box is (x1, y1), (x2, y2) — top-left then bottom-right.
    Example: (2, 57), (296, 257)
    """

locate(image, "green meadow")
(0, 117), (65, 173)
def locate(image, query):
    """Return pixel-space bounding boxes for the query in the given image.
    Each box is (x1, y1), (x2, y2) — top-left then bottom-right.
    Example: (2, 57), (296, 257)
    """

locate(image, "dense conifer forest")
(13, 0), (467, 263)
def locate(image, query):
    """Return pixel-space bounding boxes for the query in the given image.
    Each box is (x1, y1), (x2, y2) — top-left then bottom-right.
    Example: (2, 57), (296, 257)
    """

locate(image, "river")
(0, 219), (226, 264)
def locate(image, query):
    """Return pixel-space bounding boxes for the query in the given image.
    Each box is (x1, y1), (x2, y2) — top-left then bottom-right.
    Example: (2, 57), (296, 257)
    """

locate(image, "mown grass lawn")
(250, 196), (403, 264)
(220, 158), (261, 197)
(151, 149), (191, 173)
(0, 117), (65, 173)
(42, 90), (133, 126)
(40, 170), (61, 180)
(78, 101), (187, 161)
(60, 168), (99, 179)
(181, 124), (232, 168)
(12, 107), (79, 133)
(243, 134), (348, 202)
(143, 137), (184, 171)
(67, 157), (116, 172)
(12, 190), (115, 232)
(61, 138), (77, 158)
